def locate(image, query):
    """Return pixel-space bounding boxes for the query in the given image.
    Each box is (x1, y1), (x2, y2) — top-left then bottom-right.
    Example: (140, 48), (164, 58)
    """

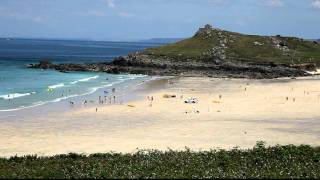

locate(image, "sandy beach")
(0, 76), (320, 157)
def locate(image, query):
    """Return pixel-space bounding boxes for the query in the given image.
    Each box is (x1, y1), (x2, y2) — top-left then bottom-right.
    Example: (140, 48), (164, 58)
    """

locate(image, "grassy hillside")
(0, 143), (319, 179)
(144, 25), (320, 65)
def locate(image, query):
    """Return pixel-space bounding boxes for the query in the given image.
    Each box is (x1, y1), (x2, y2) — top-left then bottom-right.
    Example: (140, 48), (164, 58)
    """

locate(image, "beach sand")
(0, 77), (320, 157)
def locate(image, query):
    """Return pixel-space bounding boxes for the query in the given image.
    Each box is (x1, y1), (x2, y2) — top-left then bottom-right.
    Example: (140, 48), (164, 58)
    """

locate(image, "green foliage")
(144, 29), (320, 65)
(0, 143), (319, 179)
(145, 34), (216, 61)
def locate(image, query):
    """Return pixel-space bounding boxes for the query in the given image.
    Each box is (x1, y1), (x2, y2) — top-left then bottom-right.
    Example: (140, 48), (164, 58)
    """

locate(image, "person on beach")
(96, 108), (98, 112)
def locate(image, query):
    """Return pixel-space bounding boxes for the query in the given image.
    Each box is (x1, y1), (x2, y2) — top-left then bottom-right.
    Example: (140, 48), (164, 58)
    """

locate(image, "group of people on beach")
(67, 87), (118, 113)
(95, 88), (118, 112)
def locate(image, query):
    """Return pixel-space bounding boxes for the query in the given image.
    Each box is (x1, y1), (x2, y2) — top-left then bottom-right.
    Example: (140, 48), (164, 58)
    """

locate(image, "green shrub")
(0, 142), (319, 179)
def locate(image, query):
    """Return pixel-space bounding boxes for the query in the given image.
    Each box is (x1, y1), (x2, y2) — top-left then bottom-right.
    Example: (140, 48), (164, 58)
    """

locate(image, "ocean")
(0, 38), (165, 112)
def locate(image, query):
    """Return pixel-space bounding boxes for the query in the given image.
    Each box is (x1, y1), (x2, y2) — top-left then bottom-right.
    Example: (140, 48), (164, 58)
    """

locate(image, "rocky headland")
(28, 24), (320, 79)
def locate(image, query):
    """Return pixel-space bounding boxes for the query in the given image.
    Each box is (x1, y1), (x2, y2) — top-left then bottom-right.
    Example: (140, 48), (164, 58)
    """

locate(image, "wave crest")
(70, 75), (99, 85)
(48, 83), (64, 89)
(0, 92), (36, 100)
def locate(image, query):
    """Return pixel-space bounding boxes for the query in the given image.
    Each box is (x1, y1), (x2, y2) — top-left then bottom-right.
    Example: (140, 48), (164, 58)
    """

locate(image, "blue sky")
(0, 0), (319, 40)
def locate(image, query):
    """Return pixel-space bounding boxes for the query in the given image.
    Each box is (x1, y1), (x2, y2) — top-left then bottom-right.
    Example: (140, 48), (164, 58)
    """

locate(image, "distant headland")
(29, 24), (320, 79)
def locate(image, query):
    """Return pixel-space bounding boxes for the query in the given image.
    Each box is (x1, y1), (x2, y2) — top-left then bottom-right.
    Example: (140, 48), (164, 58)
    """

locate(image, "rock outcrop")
(28, 54), (310, 79)
(27, 24), (320, 79)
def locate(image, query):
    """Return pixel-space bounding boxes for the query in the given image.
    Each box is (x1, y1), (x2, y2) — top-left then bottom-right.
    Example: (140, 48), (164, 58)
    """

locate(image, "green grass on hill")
(0, 142), (319, 179)
(144, 28), (320, 65)
(145, 34), (217, 61)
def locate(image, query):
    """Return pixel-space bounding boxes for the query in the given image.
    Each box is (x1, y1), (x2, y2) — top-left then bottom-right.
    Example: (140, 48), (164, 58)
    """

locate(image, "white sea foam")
(0, 92), (36, 100)
(48, 83), (64, 89)
(50, 94), (79, 103)
(0, 75), (148, 112)
(0, 101), (44, 112)
(307, 69), (320, 75)
(70, 75), (100, 85)
(127, 74), (148, 80)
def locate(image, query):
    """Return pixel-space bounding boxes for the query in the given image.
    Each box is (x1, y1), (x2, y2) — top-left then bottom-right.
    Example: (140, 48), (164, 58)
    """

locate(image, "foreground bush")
(0, 142), (319, 179)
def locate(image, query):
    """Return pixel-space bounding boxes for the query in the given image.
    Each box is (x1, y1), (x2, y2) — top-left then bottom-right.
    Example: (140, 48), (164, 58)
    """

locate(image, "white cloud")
(101, 0), (135, 19)
(259, 0), (284, 7)
(311, 0), (320, 9)
(105, 0), (115, 8)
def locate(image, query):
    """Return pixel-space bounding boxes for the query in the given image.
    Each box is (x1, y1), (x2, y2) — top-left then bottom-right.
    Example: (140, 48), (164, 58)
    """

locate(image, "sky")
(0, 0), (319, 41)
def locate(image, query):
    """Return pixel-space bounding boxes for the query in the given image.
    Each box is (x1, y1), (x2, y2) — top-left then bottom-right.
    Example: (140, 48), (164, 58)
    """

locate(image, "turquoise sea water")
(0, 38), (164, 111)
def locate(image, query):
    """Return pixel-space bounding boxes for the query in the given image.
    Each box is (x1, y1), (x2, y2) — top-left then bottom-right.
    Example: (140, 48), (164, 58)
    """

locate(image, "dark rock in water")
(38, 60), (54, 69)
(112, 56), (128, 66)
(28, 60), (55, 69)
(106, 67), (121, 74)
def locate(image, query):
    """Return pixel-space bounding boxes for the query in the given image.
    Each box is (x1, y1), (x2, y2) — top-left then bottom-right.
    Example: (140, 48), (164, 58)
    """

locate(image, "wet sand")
(0, 76), (320, 157)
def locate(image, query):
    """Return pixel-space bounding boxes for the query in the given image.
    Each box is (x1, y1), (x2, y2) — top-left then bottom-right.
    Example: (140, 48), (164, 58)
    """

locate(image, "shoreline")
(0, 75), (320, 157)
(0, 74), (169, 121)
